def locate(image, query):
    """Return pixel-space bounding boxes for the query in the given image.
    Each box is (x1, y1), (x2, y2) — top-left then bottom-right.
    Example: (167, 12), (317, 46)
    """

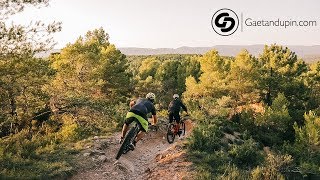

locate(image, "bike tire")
(166, 123), (175, 144)
(115, 126), (138, 160)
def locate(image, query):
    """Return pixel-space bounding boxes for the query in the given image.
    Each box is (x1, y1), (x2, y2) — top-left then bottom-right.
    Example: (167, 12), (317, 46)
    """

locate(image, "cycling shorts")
(125, 112), (148, 132)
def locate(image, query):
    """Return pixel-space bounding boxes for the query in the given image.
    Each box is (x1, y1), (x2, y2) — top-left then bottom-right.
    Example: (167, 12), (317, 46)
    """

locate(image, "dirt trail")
(70, 119), (195, 180)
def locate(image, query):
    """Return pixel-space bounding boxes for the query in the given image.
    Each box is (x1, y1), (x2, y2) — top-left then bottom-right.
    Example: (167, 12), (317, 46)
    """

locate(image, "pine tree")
(0, 0), (61, 133)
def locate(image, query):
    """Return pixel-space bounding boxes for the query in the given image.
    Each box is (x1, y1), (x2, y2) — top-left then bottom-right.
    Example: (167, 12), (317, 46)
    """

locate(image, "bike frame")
(166, 115), (187, 143)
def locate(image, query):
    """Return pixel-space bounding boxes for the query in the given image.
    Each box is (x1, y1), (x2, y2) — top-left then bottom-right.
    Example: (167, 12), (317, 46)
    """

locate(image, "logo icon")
(211, 8), (239, 36)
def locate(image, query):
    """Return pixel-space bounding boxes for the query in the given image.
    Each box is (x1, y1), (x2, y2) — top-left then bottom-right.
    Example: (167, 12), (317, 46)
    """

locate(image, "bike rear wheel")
(166, 123), (175, 144)
(115, 126), (138, 160)
(180, 121), (186, 136)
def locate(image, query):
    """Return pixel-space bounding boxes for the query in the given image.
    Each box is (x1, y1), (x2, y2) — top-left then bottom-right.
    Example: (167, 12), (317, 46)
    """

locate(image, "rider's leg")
(129, 131), (144, 150)
(169, 112), (173, 124)
(121, 117), (135, 138)
(121, 124), (129, 138)
(135, 131), (145, 143)
(169, 112), (176, 131)
(175, 113), (181, 133)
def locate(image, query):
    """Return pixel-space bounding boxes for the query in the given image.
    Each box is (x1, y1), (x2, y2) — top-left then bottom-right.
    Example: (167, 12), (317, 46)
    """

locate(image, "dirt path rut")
(70, 120), (195, 180)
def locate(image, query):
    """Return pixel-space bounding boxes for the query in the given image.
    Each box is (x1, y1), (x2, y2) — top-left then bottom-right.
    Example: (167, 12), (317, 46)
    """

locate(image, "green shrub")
(0, 124), (79, 179)
(280, 111), (320, 175)
(56, 115), (79, 142)
(251, 166), (285, 180)
(254, 93), (293, 146)
(189, 150), (231, 178)
(218, 164), (250, 180)
(294, 111), (320, 147)
(228, 138), (264, 168)
(187, 118), (224, 152)
(251, 153), (292, 180)
(238, 110), (256, 134)
(187, 115), (263, 179)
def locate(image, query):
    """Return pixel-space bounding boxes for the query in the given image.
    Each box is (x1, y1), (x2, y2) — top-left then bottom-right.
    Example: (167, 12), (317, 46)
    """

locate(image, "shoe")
(150, 125), (157, 132)
(119, 137), (124, 144)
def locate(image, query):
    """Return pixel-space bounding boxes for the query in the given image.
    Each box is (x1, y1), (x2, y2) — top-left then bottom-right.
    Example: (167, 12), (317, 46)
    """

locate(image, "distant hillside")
(119, 45), (319, 58)
(38, 45), (320, 63)
(35, 49), (60, 58)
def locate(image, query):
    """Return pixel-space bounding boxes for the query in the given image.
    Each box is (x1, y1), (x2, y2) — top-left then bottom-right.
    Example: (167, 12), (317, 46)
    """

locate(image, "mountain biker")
(120, 92), (157, 150)
(168, 94), (188, 135)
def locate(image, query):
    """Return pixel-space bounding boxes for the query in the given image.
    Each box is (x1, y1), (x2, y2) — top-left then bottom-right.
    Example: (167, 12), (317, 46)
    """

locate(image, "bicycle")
(115, 120), (157, 160)
(166, 115), (188, 144)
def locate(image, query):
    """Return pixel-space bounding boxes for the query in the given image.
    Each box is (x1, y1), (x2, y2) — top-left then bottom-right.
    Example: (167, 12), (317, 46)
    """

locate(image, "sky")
(8, 0), (320, 49)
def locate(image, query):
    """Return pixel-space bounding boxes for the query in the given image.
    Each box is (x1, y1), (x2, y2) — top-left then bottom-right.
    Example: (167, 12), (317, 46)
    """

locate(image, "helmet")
(173, 94), (179, 99)
(146, 92), (156, 101)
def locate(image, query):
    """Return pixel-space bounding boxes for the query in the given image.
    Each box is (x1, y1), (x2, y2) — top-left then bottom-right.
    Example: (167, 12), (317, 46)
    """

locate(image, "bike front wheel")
(115, 126), (138, 160)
